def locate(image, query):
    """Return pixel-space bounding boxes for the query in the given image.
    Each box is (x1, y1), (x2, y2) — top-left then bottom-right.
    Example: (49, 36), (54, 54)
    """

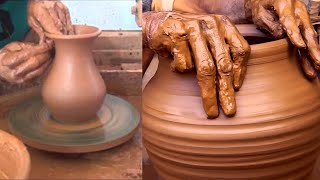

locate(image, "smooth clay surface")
(142, 25), (320, 179)
(43, 25), (106, 123)
(0, 130), (30, 180)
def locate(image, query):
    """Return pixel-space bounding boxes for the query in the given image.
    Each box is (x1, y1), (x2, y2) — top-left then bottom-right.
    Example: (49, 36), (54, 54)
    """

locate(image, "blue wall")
(62, 0), (140, 30)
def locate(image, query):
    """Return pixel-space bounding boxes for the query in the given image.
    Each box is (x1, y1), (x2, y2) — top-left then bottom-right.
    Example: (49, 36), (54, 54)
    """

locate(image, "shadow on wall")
(62, 0), (140, 30)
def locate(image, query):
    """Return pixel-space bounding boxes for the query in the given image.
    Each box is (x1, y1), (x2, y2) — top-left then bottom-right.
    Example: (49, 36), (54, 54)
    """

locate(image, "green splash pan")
(8, 95), (140, 153)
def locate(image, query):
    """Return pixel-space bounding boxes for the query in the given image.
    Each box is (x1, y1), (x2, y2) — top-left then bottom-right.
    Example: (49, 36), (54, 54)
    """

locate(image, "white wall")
(62, 0), (140, 30)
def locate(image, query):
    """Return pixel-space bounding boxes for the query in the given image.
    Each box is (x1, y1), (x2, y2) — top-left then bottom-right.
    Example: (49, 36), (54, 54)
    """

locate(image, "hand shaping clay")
(142, 24), (320, 179)
(0, 41), (53, 84)
(27, 0), (74, 44)
(246, 0), (320, 79)
(143, 12), (250, 118)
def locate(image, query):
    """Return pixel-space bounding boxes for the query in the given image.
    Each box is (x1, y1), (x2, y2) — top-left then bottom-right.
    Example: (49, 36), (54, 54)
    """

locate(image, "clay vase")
(43, 25), (106, 123)
(0, 130), (30, 179)
(142, 24), (320, 179)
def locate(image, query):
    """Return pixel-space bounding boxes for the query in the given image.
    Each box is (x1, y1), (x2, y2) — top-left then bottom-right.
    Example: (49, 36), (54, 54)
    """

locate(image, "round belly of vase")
(142, 34), (320, 179)
(42, 82), (106, 122)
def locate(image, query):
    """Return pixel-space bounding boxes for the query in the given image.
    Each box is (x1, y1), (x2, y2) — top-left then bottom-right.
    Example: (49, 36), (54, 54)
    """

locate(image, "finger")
(265, 0), (306, 48)
(202, 16), (236, 116)
(1, 42), (24, 67)
(28, 17), (46, 44)
(2, 43), (51, 68)
(22, 60), (51, 83)
(2, 50), (30, 68)
(54, 2), (67, 34)
(0, 64), (27, 84)
(170, 40), (194, 73)
(15, 52), (51, 77)
(253, 5), (284, 38)
(298, 49), (317, 79)
(295, 0), (320, 68)
(185, 20), (219, 118)
(220, 16), (251, 90)
(65, 10), (75, 35)
(161, 19), (193, 73)
(34, 4), (63, 35)
(47, 2), (64, 33)
(31, 42), (53, 54)
(56, 2), (74, 35)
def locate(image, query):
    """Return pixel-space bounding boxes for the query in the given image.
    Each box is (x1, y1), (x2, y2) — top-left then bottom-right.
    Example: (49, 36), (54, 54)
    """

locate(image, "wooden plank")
(100, 69), (142, 96)
(94, 31), (142, 50)
(121, 63), (142, 70)
(93, 49), (141, 65)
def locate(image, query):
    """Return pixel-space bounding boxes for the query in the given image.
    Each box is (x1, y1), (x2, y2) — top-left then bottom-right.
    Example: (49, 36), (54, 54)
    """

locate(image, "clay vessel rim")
(236, 24), (288, 47)
(45, 24), (102, 40)
(235, 24), (290, 65)
(0, 130), (30, 179)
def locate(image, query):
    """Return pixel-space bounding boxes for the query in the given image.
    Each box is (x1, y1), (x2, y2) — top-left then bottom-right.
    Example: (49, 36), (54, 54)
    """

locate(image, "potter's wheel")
(8, 95), (140, 153)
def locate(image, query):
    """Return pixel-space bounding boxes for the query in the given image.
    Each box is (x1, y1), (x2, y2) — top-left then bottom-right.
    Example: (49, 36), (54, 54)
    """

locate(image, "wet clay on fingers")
(143, 24), (320, 179)
(246, 0), (320, 79)
(27, 0), (75, 44)
(0, 42), (53, 84)
(0, 0), (73, 84)
(143, 12), (250, 118)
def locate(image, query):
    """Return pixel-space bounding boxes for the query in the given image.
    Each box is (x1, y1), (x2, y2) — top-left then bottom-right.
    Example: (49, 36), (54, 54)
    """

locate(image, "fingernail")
(206, 106), (219, 119)
(234, 81), (241, 91)
(306, 70), (317, 79)
(288, 30), (306, 48)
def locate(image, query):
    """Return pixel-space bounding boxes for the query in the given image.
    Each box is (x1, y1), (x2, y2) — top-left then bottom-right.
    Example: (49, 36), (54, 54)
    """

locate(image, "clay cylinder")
(142, 25), (320, 179)
(43, 25), (106, 123)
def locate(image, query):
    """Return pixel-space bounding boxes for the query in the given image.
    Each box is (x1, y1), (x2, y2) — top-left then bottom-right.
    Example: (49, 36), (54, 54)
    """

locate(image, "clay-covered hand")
(143, 12), (251, 118)
(27, 0), (74, 44)
(246, 0), (320, 79)
(0, 42), (53, 84)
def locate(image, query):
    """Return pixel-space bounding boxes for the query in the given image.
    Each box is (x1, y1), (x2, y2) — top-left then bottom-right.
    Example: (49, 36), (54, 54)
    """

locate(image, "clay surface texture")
(0, 130), (30, 180)
(142, 25), (320, 179)
(143, 12), (251, 118)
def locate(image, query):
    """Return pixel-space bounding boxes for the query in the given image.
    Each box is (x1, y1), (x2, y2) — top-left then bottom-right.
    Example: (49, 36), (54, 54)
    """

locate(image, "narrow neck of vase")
(53, 38), (95, 63)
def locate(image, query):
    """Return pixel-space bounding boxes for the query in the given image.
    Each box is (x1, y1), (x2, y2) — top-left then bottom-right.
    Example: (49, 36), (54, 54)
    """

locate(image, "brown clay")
(142, 24), (320, 179)
(246, 0), (320, 78)
(42, 25), (106, 122)
(27, 0), (74, 44)
(151, 0), (248, 24)
(0, 42), (53, 84)
(0, 130), (30, 180)
(151, 0), (320, 79)
(143, 12), (251, 118)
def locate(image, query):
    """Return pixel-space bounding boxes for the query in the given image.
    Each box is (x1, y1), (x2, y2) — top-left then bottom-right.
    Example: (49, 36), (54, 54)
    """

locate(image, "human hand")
(247, 0), (320, 79)
(143, 12), (251, 118)
(151, 0), (250, 24)
(27, 0), (74, 44)
(0, 41), (52, 84)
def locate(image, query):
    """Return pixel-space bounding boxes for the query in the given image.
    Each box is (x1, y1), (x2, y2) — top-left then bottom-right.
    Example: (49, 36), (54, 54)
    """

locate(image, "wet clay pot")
(142, 24), (320, 179)
(0, 130), (30, 179)
(43, 25), (106, 123)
